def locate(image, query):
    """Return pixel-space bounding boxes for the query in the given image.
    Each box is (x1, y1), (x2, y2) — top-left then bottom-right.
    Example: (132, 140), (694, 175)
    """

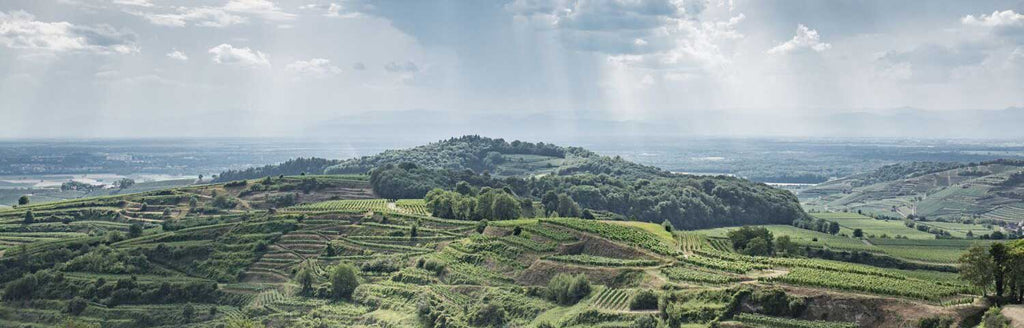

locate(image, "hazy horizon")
(2, 0), (1023, 139)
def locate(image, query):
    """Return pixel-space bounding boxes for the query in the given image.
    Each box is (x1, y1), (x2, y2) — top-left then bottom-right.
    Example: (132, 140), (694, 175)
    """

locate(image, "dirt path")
(1003, 305), (1024, 328)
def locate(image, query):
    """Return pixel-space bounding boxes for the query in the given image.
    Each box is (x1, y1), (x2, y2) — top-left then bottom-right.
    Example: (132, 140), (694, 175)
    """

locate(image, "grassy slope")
(0, 175), (982, 327)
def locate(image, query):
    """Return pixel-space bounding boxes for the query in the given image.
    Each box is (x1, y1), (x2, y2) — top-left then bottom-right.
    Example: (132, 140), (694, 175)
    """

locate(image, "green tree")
(547, 273), (590, 305)
(743, 237), (772, 256)
(66, 297), (88, 315)
(18, 195), (29, 205)
(542, 191), (559, 216)
(455, 181), (473, 195)
(474, 189), (497, 220)
(324, 243), (335, 257)
(182, 303), (195, 323)
(330, 263), (359, 300)
(991, 243), (1009, 298)
(296, 267), (314, 295)
(828, 221), (841, 235)
(853, 228), (864, 238)
(491, 193), (521, 220)
(23, 210), (34, 224)
(128, 223), (143, 238)
(728, 226), (774, 255)
(776, 235), (796, 255)
(555, 193), (580, 217)
(960, 244), (996, 296)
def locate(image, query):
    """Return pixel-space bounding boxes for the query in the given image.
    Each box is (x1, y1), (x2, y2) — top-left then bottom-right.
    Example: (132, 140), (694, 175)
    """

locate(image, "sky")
(1, 0), (1023, 138)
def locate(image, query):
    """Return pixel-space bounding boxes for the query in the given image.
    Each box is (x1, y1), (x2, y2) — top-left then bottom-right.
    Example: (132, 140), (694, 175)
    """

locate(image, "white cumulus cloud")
(767, 24), (831, 55)
(223, 0), (296, 21)
(0, 10), (138, 54)
(166, 50), (188, 61)
(286, 58), (341, 78)
(208, 44), (269, 68)
(139, 7), (247, 28)
(132, 0), (294, 28)
(112, 0), (154, 7)
(962, 10), (1023, 27)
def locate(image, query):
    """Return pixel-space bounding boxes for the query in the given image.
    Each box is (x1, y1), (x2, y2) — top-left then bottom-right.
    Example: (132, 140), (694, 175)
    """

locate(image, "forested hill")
(214, 157), (340, 182)
(324, 135), (595, 175)
(214, 136), (808, 229)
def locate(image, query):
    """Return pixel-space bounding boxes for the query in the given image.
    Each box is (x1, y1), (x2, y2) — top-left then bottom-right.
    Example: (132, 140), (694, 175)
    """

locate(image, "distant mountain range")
(310, 107), (1024, 141)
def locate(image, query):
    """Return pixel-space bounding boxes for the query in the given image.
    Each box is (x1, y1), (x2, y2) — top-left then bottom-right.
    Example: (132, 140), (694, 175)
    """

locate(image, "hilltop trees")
(425, 187), (526, 221)
(18, 195), (29, 205)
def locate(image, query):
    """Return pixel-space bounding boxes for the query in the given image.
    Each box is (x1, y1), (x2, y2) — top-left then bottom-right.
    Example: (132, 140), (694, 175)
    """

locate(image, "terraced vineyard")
(0, 173), (1001, 327)
(590, 287), (633, 311)
(284, 199), (389, 213)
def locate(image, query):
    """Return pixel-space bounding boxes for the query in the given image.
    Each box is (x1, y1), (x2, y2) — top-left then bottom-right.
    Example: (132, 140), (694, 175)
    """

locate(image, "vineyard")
(284, 199), (389, 213)
(0, 172), (998, 327)
(734, 313), (859, 328)
(762, 267), (966, 301)
(590, 287), (634, 311)
(545, 254), (659, 267)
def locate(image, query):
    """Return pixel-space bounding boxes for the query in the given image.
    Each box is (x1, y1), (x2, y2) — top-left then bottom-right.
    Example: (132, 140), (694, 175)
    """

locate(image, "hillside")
(801, 160), (1024, 225)
(218, 136), (807, 230)
(0, 176), (996, 327)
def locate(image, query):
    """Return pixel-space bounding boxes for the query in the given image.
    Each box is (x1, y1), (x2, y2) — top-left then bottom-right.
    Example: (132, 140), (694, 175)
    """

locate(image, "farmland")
(0, 137), (1017, 328)
(0, 173), (1004, 327)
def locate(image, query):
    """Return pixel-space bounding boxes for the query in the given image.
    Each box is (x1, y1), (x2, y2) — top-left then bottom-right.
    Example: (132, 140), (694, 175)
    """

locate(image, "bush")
(634, 315), (658, 328)
(330, 263), (359, 300)
(467, 303), (506, 327)
(183, 303), (196, 323)
(547, 273), (591, 305)
(421, 258), (446, 275)
(630, 289), (659, 310)
(981, 307), (1009, 328)
(360, 257), (402, 273)
(66, 297), (88, 315)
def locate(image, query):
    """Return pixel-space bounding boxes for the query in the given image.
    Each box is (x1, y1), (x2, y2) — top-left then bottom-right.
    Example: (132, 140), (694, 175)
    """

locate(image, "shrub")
(66, 297), (88, 315)
(360, 257), (402, 273)
(635, 315), (658, 328)
(547, 273), (591, 305)
(981, 307), (1009, 328)
(476, 220), (488, 234)
(183, 303), (196, 323)
(630, 289), (659, 310)
(467, 303), (506, 327)
(330, 263), (359, 300)
(296, 267), (314, 295)
(421, 258), (446, 275)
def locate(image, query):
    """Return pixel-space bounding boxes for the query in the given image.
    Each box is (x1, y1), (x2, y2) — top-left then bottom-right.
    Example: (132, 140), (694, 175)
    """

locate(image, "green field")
(694, 224), (880, 252)
(0, 171), (999, 327)
(811, 212), (935, 239)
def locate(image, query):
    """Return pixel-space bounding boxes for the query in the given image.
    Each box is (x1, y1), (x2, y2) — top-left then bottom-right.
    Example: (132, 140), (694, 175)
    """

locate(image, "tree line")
(370, 162), (807, 229)
(959, 240), (1024, 304)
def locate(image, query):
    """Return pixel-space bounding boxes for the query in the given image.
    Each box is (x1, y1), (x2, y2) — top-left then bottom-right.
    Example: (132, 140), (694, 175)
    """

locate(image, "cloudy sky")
(1, 0), (1022, 138)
